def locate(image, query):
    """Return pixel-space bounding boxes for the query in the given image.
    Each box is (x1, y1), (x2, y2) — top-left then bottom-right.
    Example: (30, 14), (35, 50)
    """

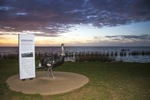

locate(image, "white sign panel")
(19, 34), (35, 79)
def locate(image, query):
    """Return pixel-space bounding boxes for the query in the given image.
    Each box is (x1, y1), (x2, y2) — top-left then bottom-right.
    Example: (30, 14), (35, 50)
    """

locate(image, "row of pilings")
(1, 50), (150, 62)
(116, 50), (150, 57)
(74, 50), (150, 57)
(64, 50), (150, 62)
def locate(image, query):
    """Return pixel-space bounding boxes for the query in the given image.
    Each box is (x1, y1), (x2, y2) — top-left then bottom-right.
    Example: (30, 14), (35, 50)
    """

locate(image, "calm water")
(0, 46), (150, 63)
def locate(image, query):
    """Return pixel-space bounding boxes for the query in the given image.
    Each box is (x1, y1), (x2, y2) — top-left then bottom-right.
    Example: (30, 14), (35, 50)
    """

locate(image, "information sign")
(18, 34), (35, 79)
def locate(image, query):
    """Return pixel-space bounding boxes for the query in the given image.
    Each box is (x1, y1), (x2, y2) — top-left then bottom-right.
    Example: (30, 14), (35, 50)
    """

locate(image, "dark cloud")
(105, 34), (150, 41)
(0, 0), (150, 36)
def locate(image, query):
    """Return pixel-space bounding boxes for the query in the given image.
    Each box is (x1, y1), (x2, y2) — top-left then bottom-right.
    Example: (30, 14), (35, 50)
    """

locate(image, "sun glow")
(0, 21), (150, 46)
(0, 35), (18, 46)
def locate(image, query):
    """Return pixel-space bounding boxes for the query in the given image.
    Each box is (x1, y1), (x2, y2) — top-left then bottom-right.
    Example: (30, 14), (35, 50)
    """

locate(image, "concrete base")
(6, 71), (89, 95)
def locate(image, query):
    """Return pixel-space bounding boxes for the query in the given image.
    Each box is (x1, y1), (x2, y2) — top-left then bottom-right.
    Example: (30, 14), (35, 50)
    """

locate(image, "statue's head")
(61, 43), (64, 47)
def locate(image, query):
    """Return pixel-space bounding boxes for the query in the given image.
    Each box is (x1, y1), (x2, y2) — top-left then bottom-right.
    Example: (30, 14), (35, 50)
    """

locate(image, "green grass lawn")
(0, 59), (150, 100)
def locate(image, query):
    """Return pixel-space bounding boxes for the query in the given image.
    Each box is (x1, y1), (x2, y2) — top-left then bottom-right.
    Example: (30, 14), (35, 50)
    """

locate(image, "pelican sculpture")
(38, 43), (65, 79)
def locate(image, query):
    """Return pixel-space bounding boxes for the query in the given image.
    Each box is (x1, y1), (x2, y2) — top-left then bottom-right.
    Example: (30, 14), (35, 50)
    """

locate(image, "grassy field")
(0, 59), (150, 100)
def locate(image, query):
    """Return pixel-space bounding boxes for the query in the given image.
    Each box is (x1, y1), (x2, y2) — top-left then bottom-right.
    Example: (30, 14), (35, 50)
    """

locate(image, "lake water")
(0, 46), (150, 63)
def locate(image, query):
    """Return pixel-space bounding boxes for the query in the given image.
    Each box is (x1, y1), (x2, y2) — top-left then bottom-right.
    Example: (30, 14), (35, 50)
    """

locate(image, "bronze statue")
(38, 43), (65, 79)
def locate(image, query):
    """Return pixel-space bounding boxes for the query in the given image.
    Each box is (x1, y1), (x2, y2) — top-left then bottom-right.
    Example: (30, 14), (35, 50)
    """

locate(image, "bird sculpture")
(38, 43), (65, 79)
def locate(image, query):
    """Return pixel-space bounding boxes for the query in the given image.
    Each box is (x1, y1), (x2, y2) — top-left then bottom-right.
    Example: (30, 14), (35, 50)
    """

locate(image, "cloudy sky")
(0, 0), (150, 46)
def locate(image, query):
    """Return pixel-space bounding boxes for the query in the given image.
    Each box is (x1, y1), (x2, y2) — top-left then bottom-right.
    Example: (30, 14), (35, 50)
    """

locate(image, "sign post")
(18, 34), (35, 80)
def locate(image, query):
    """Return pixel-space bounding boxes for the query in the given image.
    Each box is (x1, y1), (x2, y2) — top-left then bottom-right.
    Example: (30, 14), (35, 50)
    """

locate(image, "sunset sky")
(0, 0), (150, 46)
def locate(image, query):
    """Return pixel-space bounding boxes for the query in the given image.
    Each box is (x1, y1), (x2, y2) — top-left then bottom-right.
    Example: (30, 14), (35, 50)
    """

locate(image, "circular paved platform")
(6, 71), (89, 95)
